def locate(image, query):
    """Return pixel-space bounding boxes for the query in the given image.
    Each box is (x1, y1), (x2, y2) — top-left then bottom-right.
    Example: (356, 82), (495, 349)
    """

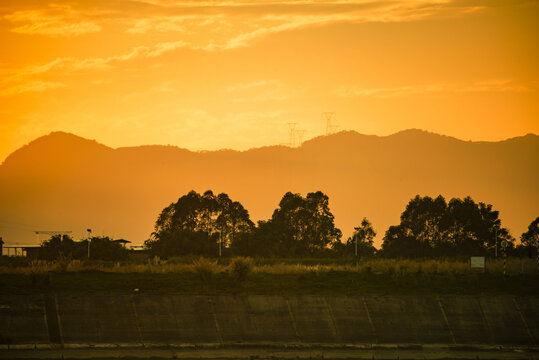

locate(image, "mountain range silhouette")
(1, 129), (537, 247)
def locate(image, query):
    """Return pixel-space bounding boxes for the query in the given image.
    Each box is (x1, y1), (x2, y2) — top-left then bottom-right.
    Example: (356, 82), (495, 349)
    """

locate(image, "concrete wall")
(0, 295), (537, 346)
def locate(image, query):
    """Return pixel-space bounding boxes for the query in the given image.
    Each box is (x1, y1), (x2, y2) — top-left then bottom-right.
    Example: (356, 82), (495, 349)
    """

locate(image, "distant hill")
(1, 130), (537, 247)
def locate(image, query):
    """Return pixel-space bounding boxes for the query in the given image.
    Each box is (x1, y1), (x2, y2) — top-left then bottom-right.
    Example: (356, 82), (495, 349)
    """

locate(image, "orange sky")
(1, 0), (538, 161)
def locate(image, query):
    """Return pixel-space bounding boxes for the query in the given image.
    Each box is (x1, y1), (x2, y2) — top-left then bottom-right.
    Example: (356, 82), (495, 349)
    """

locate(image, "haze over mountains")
(0, 130), (537, 247)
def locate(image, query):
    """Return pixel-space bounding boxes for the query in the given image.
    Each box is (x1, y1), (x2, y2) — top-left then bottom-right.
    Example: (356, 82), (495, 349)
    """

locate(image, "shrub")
(192, 257), (218, 282)
(56, 252), (72, 272)
(230, 257), (253, 282)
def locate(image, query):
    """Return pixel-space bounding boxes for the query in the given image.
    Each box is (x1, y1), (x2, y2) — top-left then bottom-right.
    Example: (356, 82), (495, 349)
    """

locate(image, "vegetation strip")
(1, 270), (537, 295)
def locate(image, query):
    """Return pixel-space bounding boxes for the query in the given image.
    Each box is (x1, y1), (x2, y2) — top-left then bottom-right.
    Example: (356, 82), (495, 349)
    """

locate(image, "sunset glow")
(1, 0), (538, 161)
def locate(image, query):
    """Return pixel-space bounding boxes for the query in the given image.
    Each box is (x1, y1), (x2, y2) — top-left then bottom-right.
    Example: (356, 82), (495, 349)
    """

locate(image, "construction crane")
(34, 230), (72, 236)
(34, 230), (72, 243)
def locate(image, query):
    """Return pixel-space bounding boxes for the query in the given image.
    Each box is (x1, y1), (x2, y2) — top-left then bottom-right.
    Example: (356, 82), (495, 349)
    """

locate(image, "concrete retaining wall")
(0, 295), (537, 346)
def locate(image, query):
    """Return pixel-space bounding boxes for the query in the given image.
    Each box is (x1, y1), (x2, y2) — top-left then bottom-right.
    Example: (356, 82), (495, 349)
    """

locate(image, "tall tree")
(253, 191), (341, 257)
(380, 195), (513, 257)
(333, 218), (377, 257)
(400, 195), (447, 248)
(147, 190), (253, 257)
(442, 197), (512, 255)
(216, 193), (254, 246)
(521, 217), (539, 247)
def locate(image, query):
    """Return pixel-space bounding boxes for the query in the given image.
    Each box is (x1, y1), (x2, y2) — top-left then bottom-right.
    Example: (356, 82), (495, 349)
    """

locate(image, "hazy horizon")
(1, 0), (538, 249)
(3, 127), (538, 164)
(1, 0), (538, 163)
(1, 129), (537, 247)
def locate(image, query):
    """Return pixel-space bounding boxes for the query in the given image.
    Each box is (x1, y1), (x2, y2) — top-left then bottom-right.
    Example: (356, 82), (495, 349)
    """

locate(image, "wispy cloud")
(13, 40), (194, 76)
(122, 1), (456, 50)
(333, 79), (537, 98)
(0, 41), (192, 97)
(125, 14), (230, 34)
(0, 81), (66, 96)
(4, 5), (101, 36)
(0, 0), (517, 97)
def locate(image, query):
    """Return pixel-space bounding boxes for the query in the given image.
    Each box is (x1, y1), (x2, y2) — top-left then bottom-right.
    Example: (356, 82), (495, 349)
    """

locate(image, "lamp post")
(354, 227), (359, 267)
(219, 231), (222, 258)
(495, 227), (498, 258)
(501, 239), (508, 276)
(87, 229), (92, 260)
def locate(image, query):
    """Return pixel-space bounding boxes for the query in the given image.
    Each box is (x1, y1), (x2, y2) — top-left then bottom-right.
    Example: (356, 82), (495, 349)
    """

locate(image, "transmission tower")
(287, 122), (297, 147)
(323, 112), (339, 135)
(285, 122), (306, 147)
(295, 129), (306, 146)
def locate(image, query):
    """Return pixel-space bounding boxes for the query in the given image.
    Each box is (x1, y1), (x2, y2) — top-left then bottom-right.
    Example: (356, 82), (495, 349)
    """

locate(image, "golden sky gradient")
(1, 0), (538, 161)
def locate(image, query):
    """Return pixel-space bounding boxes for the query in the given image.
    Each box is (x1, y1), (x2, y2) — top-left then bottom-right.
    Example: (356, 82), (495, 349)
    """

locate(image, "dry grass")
(0, 257), (536, 276)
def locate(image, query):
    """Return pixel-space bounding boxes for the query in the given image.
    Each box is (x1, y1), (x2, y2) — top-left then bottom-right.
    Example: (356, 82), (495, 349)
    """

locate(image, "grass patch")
(0, 270), (537, 296)
(1, 257), (537, 296)
(2, 257), (536, 275)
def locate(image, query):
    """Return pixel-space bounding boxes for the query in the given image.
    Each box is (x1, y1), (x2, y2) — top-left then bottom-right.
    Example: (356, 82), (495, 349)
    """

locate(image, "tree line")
(144, 190), (538, 259)
(31, 190), (538, 261)
(38, 235), (129, 261)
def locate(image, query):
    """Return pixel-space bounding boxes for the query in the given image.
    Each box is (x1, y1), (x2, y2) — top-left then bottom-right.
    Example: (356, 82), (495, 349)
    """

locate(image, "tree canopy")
(231, 191), (342, 257)
(521, 217), (539, 247)
(145, 190), (522, 259)
(332, 217), (377, 257)
(39, 235), (128, 261)
(380, 195), (514, 257)
(516, 217), (539, 258)
(146, 190), (254, 257)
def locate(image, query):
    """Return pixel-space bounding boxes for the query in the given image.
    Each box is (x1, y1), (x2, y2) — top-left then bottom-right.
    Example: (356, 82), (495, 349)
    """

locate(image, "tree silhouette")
(39, 235), (127, 261)
(216, 193), (254, 246)
(39, 234), (83, 261)
(86, 236), (129, 261)
(247, 191), (341, 257)
(380, 195), (514, 257)
(517, 217), (539, 258)
(333, 217), (377, 258)
(146, 190), (253, 257)
(521, 217), (539, 247)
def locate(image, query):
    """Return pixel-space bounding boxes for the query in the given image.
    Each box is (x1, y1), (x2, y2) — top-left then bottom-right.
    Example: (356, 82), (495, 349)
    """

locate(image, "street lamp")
(501, 239), (508, 276)
(494, 227), (498, 258)
(354, 227), (359, 267)
(218, 231), (222, 258)
(87, 229), (92, 260)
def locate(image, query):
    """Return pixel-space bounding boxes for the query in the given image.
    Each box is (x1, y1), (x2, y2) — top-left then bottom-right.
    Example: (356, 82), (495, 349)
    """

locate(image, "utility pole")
(219, 231), (222, 258)
(495, 227), (498, 258)
(87, 229), (92, 260)
(354, 226), (359, 267)
(501, 239), (508, 276)
(536, 238), (538, 273)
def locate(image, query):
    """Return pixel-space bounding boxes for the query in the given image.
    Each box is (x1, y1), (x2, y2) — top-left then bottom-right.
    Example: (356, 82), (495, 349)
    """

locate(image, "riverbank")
(1, 271), (538, 296)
